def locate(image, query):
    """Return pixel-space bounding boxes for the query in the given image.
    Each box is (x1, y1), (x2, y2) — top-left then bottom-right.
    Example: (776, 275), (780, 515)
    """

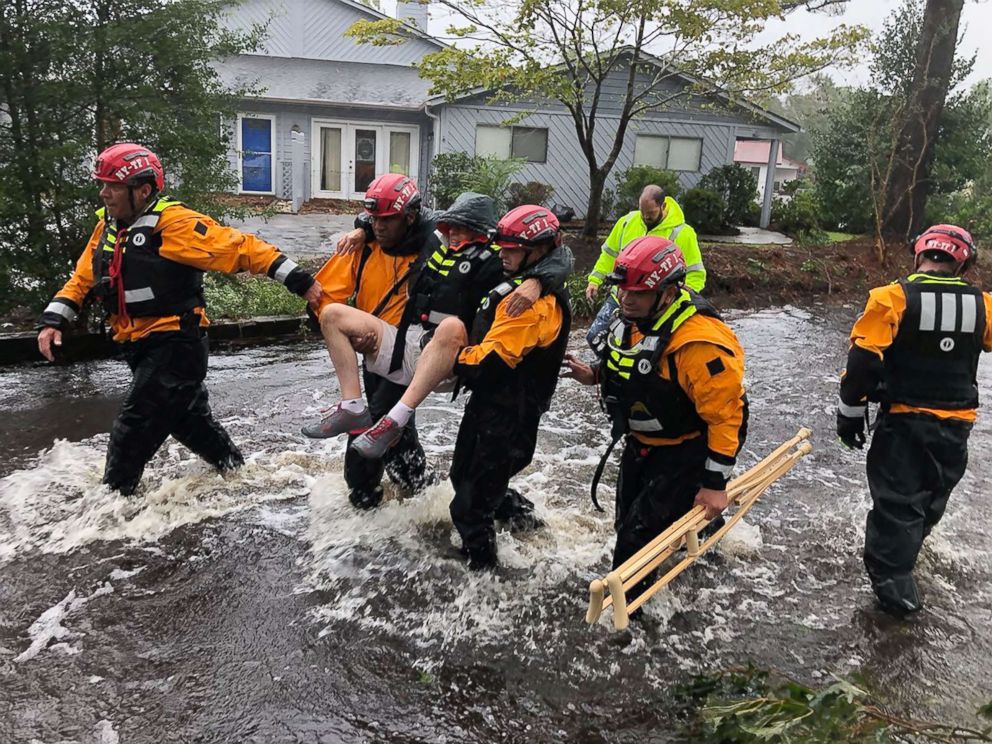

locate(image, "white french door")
(311, 119), (419, 200)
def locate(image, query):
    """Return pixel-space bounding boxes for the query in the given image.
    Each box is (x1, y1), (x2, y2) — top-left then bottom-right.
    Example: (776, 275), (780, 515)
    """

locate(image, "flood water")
(1, 303), (991, 743)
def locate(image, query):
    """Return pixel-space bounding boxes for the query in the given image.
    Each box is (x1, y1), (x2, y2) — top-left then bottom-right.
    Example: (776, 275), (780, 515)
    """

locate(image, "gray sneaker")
(350, 416), (405, 459)
(301, 404), (372, 438)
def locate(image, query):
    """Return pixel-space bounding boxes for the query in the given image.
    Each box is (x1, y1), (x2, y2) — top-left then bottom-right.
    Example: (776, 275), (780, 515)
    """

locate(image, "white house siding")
(220, 0), (441, 64)
(228, 101), (432, 201)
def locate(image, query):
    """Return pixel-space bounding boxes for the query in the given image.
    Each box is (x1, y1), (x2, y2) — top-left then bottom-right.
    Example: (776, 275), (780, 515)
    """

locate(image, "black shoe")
(873, 576), (923, 617)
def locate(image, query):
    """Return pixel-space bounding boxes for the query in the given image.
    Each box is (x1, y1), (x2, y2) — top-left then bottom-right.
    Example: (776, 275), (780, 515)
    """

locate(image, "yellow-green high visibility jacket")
(588, 196), (705, 293)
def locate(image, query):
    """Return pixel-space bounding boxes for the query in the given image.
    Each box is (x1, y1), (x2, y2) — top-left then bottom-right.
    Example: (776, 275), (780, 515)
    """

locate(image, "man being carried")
(357, 206), (572, 569)
(837, 225), (992, 616)
(585, 185), (705, 349)
(563, 236), (747, 596)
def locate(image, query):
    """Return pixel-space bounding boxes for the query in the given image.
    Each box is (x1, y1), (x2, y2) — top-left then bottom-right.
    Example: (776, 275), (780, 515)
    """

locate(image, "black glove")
(837, 410), (866, 450)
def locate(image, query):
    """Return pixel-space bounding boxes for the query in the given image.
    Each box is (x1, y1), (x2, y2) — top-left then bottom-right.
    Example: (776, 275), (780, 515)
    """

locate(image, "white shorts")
(364, 321), (428, 386)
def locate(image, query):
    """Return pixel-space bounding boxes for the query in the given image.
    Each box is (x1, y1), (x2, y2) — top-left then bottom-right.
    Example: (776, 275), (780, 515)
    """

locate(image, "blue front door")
(241, 117), (272, 193)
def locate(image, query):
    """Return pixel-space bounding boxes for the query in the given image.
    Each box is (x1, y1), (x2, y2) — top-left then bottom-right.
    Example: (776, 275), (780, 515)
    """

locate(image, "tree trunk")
(584, 168), (608, 238)
(882, 0), (963, 242)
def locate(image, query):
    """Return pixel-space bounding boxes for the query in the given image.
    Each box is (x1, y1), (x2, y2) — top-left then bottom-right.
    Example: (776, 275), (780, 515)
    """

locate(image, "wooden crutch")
(586, 428), (812, 631)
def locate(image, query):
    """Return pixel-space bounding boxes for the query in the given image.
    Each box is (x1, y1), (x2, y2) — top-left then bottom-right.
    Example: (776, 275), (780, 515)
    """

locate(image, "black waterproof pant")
(103, 329), (243, 496)
(449, 392), (541, 568)
(864, 412), (971, 607)
(343, 365), (429, 509)
(613, 436), (708, 574)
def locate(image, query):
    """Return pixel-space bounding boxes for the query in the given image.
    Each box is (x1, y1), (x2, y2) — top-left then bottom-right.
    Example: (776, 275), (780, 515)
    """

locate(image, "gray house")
(216, 0), (799, 226)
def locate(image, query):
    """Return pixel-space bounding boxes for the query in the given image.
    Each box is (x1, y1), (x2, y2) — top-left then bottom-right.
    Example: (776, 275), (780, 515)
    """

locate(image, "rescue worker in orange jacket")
(348, 194), (572, 460)
(445, 205), (571, 569)
(302, 174), (435, 509)
(563, 236), (748, 594)
(838, 224), (992, 616)
(36, 143), (322, 496)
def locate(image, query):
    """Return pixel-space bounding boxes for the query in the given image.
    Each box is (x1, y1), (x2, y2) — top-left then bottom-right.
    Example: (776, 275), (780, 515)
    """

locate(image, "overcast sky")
(398, 0), (992, 90)
(761, 0), (992, 88)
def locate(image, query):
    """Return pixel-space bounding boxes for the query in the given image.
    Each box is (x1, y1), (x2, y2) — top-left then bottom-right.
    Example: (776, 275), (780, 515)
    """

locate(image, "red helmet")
(494, 205), (561, 250)
(612, 236), (686, 291)
(363, 174), (421, 217)
(913, 224), (976, 267)
(92, 143), (164, 191)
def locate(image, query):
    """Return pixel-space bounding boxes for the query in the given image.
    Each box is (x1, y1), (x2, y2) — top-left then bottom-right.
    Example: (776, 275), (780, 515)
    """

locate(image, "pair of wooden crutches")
(585, 428), (813, 631)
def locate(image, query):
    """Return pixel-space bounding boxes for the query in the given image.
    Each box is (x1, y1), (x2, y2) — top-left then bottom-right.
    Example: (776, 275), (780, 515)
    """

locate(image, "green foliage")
(429, 152), (477, 210)
(599, 188), (622, 224)
(771, 191), (825, 241)
(427, 152), (525, 212)
(682, 188), (727, 235)
(681, 667), (992, 743)
(202, 274), (306, 319)
(565, 273), (598, 319)
(806, 1), (992, 238)
(617, 166), (682, 210)
(0, 0), (262, 314)
(507, 181), (555, 209)
(699, 164), (759, 227)
(926, 189), (992, 245)
(742, 201), (762, 228)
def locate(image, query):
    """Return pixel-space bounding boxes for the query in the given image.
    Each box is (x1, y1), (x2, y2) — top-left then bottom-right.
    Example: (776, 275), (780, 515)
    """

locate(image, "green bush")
(507, 180), (555, 209)
(616, 165), (682, 210)
(565, 273), (599, 319)
(429, 152), (476, 210)
(699, 164), (758, 227)
(925, 189), (992, 246)
(681, 187), (726, 235)
(203, 274), (306, 319)
(428, 152), (525, 212)
(771, 190), (824, 240)
(742, 200), (762, 227)
(599, 187), (621, 224)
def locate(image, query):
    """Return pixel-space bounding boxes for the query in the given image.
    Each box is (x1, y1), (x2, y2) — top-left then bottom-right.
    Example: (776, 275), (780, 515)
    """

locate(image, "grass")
(826, 231), (859, 243)
(202, 274), (307, 319)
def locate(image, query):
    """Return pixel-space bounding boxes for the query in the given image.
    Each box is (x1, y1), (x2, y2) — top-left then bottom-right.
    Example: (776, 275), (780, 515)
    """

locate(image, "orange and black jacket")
(40, 198), (314, 343)
(310, 212), (440, 327)
(840, 272), (992, 423)
(455, 269), (571, 412)
(598, 291), (748, 490)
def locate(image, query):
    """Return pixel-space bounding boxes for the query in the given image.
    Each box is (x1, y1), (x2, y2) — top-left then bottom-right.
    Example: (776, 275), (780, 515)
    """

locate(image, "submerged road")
(1, 304), (990, 742)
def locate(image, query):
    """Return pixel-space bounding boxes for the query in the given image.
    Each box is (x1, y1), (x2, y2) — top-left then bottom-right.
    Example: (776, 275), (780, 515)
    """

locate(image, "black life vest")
(598, 290), (722, 439)
(408, 240), (501, 330)
(468, 275), (572, 412)
(884, 273), (986, 409)
(90, 198), (205, 318)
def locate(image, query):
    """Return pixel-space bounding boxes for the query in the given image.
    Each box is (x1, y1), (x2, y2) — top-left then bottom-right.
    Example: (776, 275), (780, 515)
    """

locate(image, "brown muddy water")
(1, 303), (990, 743)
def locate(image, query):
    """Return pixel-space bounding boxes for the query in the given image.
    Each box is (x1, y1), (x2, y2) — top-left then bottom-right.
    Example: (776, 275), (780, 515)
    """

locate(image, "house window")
(239, 114), (274, 194)
(475, 125), (548, 163)
(668, 137), (702, 171)
(633, 135), (703, 172)
(389, 131), (412, 175)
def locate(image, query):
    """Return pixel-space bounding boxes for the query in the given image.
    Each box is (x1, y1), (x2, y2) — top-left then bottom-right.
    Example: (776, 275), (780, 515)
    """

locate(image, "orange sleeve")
(458, 295), (563, 368)
(675, 338), (747, 459)
(983, 292), (992, 352)
(850, 283), (905, 359)
(54, 222), (102, 307)
(155, 207), (286, 275)
(312, 252), (360, 313)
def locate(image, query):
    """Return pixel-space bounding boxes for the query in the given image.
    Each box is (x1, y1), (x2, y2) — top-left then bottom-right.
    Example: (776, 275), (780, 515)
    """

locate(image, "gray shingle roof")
(216, 54), (432, 109)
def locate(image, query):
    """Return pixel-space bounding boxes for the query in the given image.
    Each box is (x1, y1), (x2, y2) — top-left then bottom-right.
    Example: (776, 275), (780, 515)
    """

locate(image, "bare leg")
(319, 304), (384, 400)
(400, 317), (467, 409)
